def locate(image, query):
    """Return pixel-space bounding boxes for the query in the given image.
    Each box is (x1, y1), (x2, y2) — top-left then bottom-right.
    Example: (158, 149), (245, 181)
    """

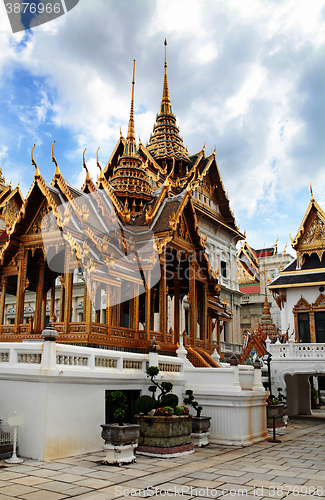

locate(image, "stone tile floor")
(1, 414), (325, 500)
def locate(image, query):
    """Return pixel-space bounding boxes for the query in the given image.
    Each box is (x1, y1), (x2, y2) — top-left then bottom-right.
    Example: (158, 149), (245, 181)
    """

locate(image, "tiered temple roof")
(0, 43), (242, 363)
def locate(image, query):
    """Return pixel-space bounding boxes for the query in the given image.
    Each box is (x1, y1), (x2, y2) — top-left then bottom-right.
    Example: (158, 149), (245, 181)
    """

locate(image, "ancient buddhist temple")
(0, 44), (244, 363)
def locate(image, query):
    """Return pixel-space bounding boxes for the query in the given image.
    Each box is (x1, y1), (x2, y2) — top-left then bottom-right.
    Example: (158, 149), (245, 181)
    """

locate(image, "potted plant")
(100, 390), (140, 466)
(135, 367), (193, 458)
(266, 391), (287, 429)
(183, 389), (211, 447)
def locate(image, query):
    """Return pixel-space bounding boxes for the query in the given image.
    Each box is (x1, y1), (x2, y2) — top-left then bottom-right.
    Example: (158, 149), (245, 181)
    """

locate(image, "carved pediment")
(3, 198), (19, 231)
(301, 214), (325, 247)
(176, 215), (192, 244)
(294, 297), (310, 311)
(313, 293), (325, 308)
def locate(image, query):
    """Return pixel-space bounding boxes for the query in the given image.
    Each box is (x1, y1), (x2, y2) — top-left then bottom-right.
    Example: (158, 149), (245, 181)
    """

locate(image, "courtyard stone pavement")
(1, 416), (325, 500)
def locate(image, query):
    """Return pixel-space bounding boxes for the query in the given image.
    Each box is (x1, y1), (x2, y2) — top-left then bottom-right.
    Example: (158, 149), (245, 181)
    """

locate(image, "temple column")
(63, 249), (73, 334)
(217, 320), (222, 354)
(201, 282), (208, 344)
(159, 253), (167, 341)
(41, 290), (47, 331)
(34, 257), (45, 333)
(188, 257), (196, 345)
(174, 279), (180, 345)
(95, 285), (101, 323)
(150, 288), (156, 331)
(0, 277), (7, 333)
(310, 312), (316, 343)
(106, 285), (111, 335)
(85, 279), (92, 334)
(131, 283), (139, 332)
(145, 271), (151, 341)
(59, 274), (65, 322)
(14, 245), (27, 334)
(208, 312), (213, 352)
(50, 276), (56, 321)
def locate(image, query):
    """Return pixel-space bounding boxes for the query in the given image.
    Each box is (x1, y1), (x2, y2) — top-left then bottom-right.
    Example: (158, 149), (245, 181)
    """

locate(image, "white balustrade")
(56, 355), (88, 366)
(95, 357), (117, 368)
(0, 352), (10, 363)
(159, 362), (181, 372)
(269, 342), (325, 359)
(18, 353), (42, 364)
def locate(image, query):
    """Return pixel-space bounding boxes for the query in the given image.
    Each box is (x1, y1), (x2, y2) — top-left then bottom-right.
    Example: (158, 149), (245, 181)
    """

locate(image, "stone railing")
(0, 343), (43, 366)
(268, 339), (325, 359)
(0, 342), (184, 377)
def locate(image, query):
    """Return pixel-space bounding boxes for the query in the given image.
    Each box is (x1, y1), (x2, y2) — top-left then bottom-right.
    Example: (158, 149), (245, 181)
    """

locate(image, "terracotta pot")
(191, 416), (211, 433)
(100, 423), (140, 445)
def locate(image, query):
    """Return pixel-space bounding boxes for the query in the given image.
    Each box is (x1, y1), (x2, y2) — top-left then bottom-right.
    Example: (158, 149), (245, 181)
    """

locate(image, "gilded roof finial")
(96, 147), (104, 180)
(126, 59), (136, 157)
(83, 148), (90, 182)
(31, 144), (41, 179)
(161, 39), (171, 112)
(120, 127), (122, 137)
(52, 141), (61, 178)
(310, 182), (314, 201)
(0, 166), (5, 187)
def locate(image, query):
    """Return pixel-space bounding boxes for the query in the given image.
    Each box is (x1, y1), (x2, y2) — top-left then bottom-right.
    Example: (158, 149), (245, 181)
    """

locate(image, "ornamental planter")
(191, 416), (211, 447)
(136, 414), (194, 458)
(266, 404), (288, 429)
(100, 423), (140, 466)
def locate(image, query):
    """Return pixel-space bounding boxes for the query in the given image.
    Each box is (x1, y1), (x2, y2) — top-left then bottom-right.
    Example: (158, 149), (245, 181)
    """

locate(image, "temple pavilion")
(0, 43), (244, 363)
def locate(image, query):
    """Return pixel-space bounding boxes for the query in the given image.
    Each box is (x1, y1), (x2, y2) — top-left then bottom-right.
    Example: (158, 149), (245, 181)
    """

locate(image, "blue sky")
(1, 0), (325, 254)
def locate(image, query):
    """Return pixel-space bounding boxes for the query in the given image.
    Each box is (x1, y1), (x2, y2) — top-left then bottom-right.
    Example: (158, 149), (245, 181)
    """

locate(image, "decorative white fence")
(0, 419), (13, 448)
(0, 342), (183, 375)
(268, 338), (325, 359)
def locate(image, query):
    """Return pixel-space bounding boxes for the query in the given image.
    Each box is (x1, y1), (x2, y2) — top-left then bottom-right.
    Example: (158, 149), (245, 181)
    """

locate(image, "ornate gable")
(313, 293), (325, 309)
(293, 297), (310, 312)
(291, 195), (325, 268)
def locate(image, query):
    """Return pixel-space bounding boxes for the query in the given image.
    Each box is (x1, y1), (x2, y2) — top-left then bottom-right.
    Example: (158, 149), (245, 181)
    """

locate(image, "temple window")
(221, 261), (227, 278)
(315, 312), (325, 343)
(298, 313), (310, 343)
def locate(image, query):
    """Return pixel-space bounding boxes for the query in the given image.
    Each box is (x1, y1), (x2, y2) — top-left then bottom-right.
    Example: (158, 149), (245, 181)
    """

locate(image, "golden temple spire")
(161, 39), (171, 113)
(31, 144), (41, 179)
(126, 59), (136, 156)
(263, 262), (270, 315)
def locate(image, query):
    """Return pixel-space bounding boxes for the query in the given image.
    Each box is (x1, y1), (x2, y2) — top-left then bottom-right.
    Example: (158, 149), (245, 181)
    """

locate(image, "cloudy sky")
(0, 0), (325, 254)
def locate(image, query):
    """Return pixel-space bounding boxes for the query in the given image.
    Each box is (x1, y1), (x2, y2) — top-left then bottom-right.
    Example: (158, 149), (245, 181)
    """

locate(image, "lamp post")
(263, 351), (272, 397)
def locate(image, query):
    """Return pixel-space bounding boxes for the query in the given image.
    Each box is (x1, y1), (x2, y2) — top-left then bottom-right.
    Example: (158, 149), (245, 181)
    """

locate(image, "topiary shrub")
(154, 406), (174, 416)
(106, 390), (128, 426)
(162, 393), (179, 409)
(135, 395), (155, 415)
(175, 405), (189, 416)
(183, 389), (203, 417)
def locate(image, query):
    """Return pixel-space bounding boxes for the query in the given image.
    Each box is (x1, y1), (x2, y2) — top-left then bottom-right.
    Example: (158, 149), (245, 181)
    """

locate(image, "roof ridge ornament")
(52, 141), (61, 178)
(310, 182), (314, 201)
(96, 147), (105, 182)
(31, 144), (41, 179)
(83, 148), (91, 182)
